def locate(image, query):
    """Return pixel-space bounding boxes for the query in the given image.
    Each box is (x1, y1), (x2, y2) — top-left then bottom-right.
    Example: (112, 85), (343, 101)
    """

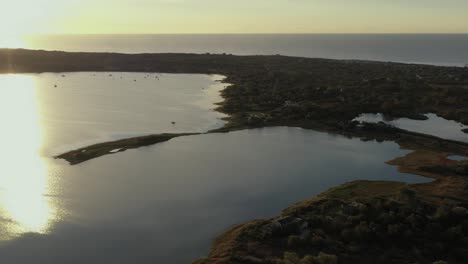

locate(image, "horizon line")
(20, 32), (468, 36)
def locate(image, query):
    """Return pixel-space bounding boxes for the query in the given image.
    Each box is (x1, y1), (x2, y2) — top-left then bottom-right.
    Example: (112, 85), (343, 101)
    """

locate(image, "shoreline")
(1, 49), (468, 263)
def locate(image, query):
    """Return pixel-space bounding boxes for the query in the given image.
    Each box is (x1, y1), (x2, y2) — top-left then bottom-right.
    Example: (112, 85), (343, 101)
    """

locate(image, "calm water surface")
(0, 73), (226, 156)
(0, 73), (428, 263)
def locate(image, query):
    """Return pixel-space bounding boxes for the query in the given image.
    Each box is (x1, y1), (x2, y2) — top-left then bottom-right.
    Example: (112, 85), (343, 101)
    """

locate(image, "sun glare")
(0, 75), (57, 238)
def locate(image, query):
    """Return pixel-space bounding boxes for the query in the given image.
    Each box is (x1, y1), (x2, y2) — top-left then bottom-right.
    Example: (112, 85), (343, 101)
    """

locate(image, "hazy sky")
(1, 0), (468, 34)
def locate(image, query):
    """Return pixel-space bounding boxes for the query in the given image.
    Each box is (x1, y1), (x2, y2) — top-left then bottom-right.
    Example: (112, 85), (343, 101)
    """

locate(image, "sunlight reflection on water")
(0, 75), (57, 239)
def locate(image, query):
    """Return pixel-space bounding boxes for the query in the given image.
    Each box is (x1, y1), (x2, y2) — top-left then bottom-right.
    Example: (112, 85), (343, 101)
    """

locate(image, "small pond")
(354, 113), (468, 143)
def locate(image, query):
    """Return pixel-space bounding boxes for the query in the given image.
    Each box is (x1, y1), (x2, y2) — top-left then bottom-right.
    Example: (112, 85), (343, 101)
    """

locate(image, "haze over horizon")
(1, 0), (468, 35)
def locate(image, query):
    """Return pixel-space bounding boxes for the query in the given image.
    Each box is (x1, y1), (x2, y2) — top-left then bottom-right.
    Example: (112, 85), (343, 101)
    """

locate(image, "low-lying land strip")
(55, 133), (198, 165)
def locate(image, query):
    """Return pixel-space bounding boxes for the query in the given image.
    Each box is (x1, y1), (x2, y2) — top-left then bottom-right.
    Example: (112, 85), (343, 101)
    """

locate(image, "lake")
(0, 72), (428, 264)
(4, 34), (468, 66)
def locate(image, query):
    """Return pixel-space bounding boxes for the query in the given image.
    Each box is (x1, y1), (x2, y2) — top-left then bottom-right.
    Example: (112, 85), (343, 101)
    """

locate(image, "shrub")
(445, 225), (464, 241)
(288, 235), (302, 248)
(309, 234), (325, 246)
(354, 221), (371, 241)
(299, 255), (315, 264)
(340, 228), (354, 242)
(192, 258), (208, 264)
(399, 186), (416, 200)
(314, 252), (338, 264)
(283, 252), (300, 264)
(434, 206), (450, 220)
(387, 224), (401, 236)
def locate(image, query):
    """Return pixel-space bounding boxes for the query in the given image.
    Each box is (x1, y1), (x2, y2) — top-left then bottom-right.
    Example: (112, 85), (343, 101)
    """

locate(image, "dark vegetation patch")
(196, 182), (468, 264)
(422, 164), (468, 177)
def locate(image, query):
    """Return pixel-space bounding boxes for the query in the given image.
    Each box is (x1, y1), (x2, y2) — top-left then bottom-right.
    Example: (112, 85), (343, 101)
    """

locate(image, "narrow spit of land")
(1, 49), (468, 263)
(55, 133), (199, 165)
